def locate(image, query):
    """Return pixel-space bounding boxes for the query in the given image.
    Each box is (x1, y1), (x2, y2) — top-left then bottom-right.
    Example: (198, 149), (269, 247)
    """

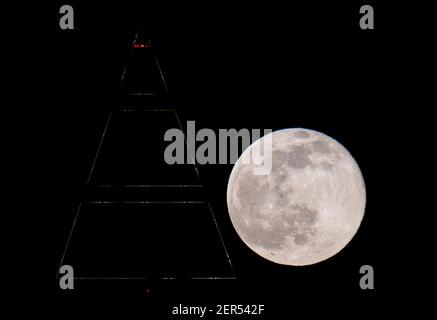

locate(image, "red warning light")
(133, 41), (151, 49)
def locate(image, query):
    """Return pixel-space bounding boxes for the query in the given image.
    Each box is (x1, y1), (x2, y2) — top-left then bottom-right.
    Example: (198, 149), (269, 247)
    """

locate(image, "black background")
(42, 0), (422, 317)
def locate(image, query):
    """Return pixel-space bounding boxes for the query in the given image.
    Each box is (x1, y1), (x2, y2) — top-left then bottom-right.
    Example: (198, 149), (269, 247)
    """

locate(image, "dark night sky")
(41, 0), (425, 316)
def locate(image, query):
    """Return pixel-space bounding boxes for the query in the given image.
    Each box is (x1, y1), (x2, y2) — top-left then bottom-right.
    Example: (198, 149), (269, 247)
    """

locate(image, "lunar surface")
(226, 128), (366, 266)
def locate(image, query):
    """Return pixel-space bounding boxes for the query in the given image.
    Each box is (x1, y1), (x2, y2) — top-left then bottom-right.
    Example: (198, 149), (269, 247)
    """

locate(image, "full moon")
(226, 128), (366, 266)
